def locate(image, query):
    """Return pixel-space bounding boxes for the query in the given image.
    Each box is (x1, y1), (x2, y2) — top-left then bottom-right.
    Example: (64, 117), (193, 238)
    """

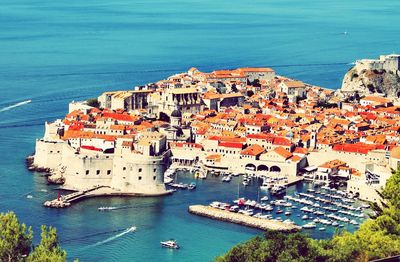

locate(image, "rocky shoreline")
(26, 155), (65, 184)
(26, 155), (51, 173)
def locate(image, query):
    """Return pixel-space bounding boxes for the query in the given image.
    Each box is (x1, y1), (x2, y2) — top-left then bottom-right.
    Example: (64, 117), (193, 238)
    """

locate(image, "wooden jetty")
(188, 205), (301, 232)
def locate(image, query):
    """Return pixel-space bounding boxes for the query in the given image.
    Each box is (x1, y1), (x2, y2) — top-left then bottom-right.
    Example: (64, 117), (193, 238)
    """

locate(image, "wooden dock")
(188, 205), (301, 232)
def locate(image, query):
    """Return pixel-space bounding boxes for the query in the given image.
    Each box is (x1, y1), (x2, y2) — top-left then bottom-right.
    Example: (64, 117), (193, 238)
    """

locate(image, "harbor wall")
(33, 140), (64, 170)
(61, 149), (114, 190)
(188, 205), (301, 232)
(111, 153), (168, 194)
(33, 138), (167, 194)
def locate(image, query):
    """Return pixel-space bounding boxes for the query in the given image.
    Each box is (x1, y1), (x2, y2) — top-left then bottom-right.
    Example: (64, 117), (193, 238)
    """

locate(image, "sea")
(0, 0), (399, 261)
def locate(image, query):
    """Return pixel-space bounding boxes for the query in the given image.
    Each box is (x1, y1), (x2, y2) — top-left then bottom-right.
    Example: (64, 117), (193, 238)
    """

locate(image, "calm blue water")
(0, 0), (399, 261)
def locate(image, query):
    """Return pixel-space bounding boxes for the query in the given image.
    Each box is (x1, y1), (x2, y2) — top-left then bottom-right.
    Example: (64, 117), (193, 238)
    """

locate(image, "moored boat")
(98, 206), (118, 211)
(260, 196), (269, 201)
(271, 185), (286, 196)
(302, 222), (316, 229)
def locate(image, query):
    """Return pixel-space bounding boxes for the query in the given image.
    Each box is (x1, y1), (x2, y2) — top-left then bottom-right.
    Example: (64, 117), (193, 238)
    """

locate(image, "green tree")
(86, 98), (100, 108)
(0, 211), (68, 262)
(27, 226), (66, 262)
(0, 211), (32, 262)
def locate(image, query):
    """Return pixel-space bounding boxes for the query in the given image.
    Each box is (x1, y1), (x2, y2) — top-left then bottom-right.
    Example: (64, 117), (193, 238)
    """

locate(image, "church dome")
(171, 109), (182, 118)
(391, 146), (400, 159)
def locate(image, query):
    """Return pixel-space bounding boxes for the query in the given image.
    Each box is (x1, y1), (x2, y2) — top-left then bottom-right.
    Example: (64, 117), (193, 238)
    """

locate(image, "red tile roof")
(241, 144), (264, 156)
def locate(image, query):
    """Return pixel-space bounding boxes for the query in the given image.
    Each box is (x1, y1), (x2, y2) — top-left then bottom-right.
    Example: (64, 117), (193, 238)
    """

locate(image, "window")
(153, 168), (157, 173)
(96, 170), (100, 175)
(86, 170), (89, 175)
(107, 170), (111, 175)
(123, 167), (126, 171)
(153, 176), (156, 180)
(138, 176), (142, 180)
(139, 168), (142, 173)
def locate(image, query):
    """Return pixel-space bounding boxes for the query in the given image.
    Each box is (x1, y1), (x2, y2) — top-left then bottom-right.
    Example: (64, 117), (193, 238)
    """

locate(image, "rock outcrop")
(340, 66), (400, 97)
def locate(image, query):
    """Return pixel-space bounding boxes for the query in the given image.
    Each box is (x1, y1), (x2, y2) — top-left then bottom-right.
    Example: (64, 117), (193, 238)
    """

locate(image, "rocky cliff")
(340, 67), (400, 97)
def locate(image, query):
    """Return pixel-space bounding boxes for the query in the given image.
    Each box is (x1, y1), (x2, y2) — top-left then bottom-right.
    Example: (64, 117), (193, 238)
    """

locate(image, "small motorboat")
(98, 206), (118, 211)
(164, 177), (173, 184)
(260, 196), (269, 201)
(229, 205), (239, 212)
(276, 209), (284, 214)
(263, 205), (273, 212)
(284, 211), (291, 216)
(350, 220), (358, 225)
(188, 182), (196, 190)
(128, 226), (137, 232)
(222, 175), (232, 182)
(302, 222), (316, 229)
(360, 204), (370, 209)
(242, 209), (254, 216)
(283, 219), (295, 225)
(161, 240), (180, 249)
(270, 185), (286, 196)
(318, 227), (326, 231)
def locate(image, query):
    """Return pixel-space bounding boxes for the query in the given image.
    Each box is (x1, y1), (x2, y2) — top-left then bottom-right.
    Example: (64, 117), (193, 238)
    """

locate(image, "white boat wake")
(0, 100), (32, 113)
(89, 226), (136, 247)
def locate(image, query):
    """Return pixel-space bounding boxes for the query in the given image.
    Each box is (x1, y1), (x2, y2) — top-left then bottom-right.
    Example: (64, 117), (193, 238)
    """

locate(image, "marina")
(188, 205), (301, 232)
(181, 171), (372, 234)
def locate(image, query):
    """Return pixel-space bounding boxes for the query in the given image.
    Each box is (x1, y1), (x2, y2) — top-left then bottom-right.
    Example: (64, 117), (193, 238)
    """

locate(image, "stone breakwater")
(188, 205), (301, 232)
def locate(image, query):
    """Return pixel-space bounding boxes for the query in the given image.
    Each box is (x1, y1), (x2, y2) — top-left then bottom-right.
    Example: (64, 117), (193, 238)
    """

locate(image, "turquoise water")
(0, 0), (400, 261)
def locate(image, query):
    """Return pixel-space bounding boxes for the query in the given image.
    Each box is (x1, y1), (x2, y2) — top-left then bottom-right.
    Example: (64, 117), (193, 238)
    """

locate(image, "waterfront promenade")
(188, 205), (301, 232)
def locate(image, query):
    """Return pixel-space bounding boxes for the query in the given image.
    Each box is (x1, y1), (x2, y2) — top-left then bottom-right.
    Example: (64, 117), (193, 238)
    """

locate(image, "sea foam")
(0, 100), (31, 113)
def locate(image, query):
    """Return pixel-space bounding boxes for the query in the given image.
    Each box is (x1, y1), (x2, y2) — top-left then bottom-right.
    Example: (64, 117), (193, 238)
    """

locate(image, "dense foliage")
(86, 98), (100, 108)
(0, 212), (67, 262)
(216, 169), (400, 262)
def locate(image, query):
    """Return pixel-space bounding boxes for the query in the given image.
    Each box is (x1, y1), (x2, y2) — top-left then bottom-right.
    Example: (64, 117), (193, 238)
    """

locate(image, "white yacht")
(302, 222), (316, 229)
(98, 206), (118, 211)
(260, 196), (269, 201)
(271, 185), (286, 195)
(161, 240), (180, 249)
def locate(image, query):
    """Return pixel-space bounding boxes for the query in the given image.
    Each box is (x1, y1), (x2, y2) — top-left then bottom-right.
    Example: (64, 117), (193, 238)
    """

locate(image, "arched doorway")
(257, 165), (269, 172)
(270, 166), (281, 173)
(245, 163), (256, 171)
